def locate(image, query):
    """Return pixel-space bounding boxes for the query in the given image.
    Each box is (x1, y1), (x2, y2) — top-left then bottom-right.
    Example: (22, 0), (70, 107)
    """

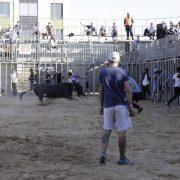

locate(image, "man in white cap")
(99, 51), (134, 165)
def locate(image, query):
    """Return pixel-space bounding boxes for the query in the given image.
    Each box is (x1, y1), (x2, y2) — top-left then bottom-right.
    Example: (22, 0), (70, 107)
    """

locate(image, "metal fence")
(121, 33), (180, 103)
(1, 16), (180, 42)
(0, 42), (124, 95)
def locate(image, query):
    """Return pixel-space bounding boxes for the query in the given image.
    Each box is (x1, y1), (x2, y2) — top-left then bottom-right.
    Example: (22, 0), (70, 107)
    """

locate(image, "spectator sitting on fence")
(45, 22), (53, 39)
(98, 26), (108, 40)
(167, 21), (176, 35)
(15, 21), (21, 37)
(81, 22), (98, 36)
(33, 22), (40, 37)
(111, 22), (118, 40)
(144, 23), (155, 40)
(9, 27), (18, 44)
(174, 24), (180, 34)
(47, 35), (57, 51)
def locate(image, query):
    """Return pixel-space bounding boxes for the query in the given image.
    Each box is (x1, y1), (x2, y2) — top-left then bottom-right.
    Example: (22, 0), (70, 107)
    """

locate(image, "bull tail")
(20, 86), (34, 100)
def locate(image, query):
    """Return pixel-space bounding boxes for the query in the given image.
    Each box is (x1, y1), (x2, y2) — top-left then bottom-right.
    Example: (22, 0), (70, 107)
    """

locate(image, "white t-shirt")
(142, 74), (149, 86)
(11, 72), (18, 83)
(149, 26), (155, 33)
(173, 73), (180, 87)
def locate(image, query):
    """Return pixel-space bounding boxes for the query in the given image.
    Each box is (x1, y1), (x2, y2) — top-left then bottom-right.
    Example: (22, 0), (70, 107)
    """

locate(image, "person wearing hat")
(99, 51), (134, 165)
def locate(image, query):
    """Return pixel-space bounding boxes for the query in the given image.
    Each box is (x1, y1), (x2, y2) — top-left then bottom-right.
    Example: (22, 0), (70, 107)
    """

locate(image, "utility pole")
(12, 0), (14, 27)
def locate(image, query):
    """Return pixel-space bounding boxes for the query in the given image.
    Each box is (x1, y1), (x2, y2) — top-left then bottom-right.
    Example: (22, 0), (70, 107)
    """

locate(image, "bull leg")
(20, 89), (32, 100)
(39, 96), (43, 102)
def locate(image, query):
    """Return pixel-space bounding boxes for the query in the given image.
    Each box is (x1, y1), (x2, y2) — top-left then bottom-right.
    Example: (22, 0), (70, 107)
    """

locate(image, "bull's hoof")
(39, 97), (43, 102)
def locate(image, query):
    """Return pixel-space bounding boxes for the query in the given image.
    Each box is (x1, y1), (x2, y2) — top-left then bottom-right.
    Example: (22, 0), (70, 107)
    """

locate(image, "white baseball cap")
(108, 52), (120, 62)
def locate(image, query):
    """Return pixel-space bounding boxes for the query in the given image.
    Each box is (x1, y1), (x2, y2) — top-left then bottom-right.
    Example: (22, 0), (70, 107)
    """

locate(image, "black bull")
(20, 83), (75, 102)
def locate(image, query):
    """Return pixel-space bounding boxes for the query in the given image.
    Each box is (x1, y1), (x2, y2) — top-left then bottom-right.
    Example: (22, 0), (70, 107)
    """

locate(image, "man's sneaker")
(100, 152), (107, 165)
(117, 156), (133, 165)
(138, 107), (144, 114)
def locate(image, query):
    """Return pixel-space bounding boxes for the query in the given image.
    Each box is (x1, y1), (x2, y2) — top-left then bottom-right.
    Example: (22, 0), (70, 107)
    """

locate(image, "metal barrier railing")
(1, 16), (180, 42)
(138, 33), (180, 61)
(121, 58), (180, 103)
(0, 42), (124, 95)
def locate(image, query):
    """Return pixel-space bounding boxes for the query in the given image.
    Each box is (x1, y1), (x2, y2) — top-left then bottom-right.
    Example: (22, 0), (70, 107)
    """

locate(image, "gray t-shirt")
(99, 67), (128, 108)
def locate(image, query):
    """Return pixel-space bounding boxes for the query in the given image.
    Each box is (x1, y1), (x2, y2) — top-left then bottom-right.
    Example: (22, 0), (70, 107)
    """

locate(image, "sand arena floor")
(0, 95), (179, 180)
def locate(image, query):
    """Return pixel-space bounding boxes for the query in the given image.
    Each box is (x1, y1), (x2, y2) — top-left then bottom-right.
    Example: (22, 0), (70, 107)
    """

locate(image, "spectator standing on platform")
(99, 51), (134, 165)
(10, 69), (19, 96)
(124, 13), (134, 40)
(44, 69), (51, 84)
(141, 68), (151, 100)
(166, 66), (180, 107)
(53, 69), (61, 84)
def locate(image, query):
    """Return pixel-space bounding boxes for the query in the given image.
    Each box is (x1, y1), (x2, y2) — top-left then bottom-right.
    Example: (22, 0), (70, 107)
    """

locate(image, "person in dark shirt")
(99, 51), (134, 165)
(44, 69), (51, 84)
(53, 69), (61, 84)
(81, 22), (98, 36)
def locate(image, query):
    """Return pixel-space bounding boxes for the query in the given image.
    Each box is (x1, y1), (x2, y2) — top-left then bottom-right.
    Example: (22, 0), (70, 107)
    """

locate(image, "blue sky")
(66, 0), (180, 20)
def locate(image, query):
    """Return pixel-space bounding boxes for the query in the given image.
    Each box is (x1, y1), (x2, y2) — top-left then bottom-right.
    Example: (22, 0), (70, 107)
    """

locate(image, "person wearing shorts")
(128, 76), (144, 114)
(99, 52), (135, 165)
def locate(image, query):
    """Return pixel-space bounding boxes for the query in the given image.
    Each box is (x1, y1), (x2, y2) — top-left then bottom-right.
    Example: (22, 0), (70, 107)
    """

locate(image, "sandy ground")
(0, 94), (179, 180)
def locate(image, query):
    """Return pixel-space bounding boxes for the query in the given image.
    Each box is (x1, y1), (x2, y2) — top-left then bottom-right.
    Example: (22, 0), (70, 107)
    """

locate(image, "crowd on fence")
(1, 15), (180, 45)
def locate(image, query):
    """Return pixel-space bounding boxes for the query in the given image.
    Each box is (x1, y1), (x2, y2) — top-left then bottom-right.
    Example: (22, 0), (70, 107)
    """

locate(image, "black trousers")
(125, 26), (134, 39)
(12, 83), (17, 96)
(167, 87), (180, 105)
(142, 85), (151, 100)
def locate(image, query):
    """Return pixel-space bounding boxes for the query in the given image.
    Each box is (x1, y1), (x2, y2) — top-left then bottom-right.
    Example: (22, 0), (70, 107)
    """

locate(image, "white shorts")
(103, 105), (132, 132)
